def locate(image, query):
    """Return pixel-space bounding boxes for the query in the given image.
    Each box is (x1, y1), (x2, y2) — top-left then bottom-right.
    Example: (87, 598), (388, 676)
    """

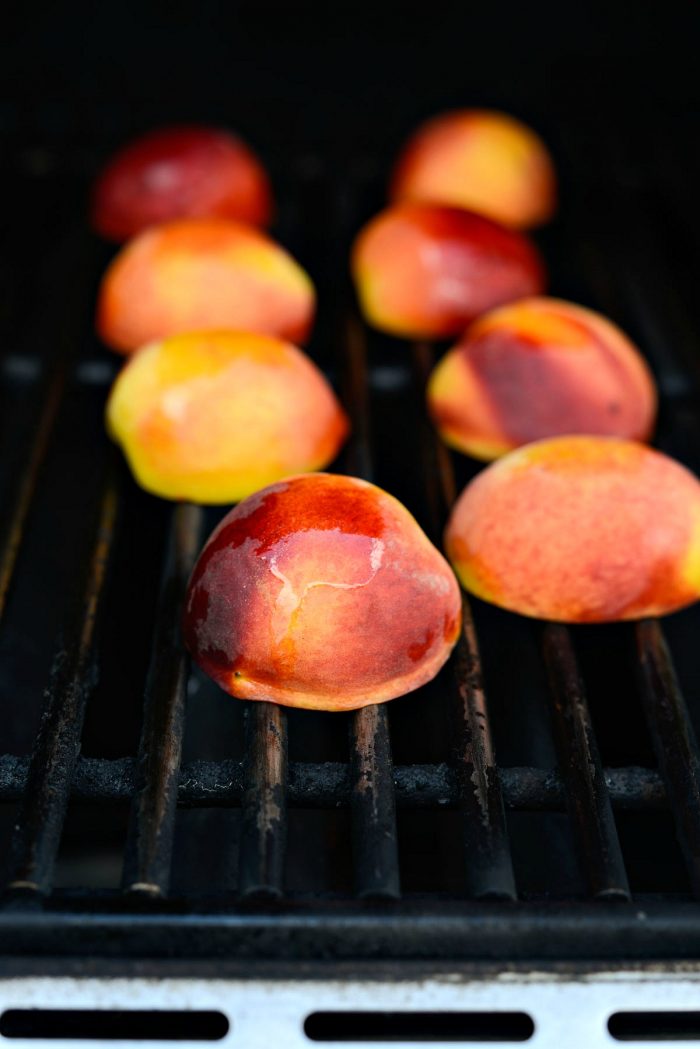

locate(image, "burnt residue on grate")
(1, 122), (700, 957)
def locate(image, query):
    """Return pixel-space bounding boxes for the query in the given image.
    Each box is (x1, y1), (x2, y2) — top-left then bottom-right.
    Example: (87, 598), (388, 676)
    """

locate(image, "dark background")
(2, 1), (699, 166)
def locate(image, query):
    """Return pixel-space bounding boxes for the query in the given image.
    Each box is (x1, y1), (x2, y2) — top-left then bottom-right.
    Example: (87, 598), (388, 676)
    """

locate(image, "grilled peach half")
(106, 331), (348, 503)
(351, 204), (546, 339)
(428, 298), (657, 460)
(91, 125), (273, 241)
(391, 109), (556, 229)
(96, 218), (314, 354)
(183, 473), (462, 710)
(445, 436), (700, 623)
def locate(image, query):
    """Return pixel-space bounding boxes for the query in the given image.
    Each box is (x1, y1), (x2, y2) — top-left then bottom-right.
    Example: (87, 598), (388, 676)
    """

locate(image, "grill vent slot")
(304, 1010), (535, 1042)
(609, 1011), (700, 1041)
(0, 1009), (229, 1041)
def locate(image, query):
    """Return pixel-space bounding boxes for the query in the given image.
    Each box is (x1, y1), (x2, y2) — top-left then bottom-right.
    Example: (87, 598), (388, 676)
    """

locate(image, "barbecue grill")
(3, 6), (700, 1043)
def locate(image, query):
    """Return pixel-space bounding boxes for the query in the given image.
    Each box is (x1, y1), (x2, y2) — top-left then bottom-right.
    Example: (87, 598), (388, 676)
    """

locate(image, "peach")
(391, 109), (556, 229)
(183, 473), (462, 710)
(106, 331), (348, 504)
(351, 204), (546, 339)
(445, 436), (700, 623)
(96, 218), (315, 354)
(428, 297), (657, 460)
(91, 125), (273, 241)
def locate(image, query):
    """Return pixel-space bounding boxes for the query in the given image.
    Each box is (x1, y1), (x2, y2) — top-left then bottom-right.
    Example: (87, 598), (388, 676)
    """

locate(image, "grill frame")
(2, 117), (700, 967)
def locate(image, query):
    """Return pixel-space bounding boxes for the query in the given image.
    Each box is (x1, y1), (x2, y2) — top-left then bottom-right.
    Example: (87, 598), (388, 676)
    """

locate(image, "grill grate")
(2, 119), (700, 962)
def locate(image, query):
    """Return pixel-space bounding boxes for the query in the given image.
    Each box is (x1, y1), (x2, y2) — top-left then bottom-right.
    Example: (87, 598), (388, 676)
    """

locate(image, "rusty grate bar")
(0, 755), (667, 810)
(238, 702), (289, 898)
(122, 502), (204, 898)
(543, 623), (630, 900)
(344, 313), (400, 899)
(413, 342), (516, 900)
(5, 465), (120, 898)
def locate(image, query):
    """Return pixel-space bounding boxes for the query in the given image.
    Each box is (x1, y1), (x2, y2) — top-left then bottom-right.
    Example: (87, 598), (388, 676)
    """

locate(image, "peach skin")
(91, 125), (273, 241)
(391, 109), (556, 229)
(106, 331), (348, 503)
(183, 473), (462, 710)
(96, 218), (315, 353)
(351, 204), (546, 339)
(428, 297), (657, 460)
(445, 436), (700, 623)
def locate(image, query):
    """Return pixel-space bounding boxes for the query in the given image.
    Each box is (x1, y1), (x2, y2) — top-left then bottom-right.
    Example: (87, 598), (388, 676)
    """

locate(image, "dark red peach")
(91, 125), (272, 240)
(351, 204), (546, 339)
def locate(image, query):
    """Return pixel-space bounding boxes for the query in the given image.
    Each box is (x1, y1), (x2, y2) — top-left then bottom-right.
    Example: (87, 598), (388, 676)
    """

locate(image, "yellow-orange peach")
(391, 109), (556, 229)
(91, 125), (273, 241)
(183, 473), (462, 710)
(352, 204), (546, 339)
(445, 436), (700, 623)
(428, 298), (657, 460)
(106, 331), (348, 504)
(96, 218), (314, 354)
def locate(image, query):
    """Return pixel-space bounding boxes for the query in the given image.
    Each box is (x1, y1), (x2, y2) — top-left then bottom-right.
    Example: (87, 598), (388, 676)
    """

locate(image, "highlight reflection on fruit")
(106, 331), (348, 504)
(183, 473), (462, 710)
(445, 436), (700, 623)
(351, 204), (546, 339)
(96, 218), (315, 354)
(391, 109), (556, 229)
(428, 297), (657, 460)
(91, 125), (273, 240)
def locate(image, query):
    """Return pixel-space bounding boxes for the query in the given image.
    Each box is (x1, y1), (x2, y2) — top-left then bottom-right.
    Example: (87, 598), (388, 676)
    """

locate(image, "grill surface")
(2, 113), (700, 966)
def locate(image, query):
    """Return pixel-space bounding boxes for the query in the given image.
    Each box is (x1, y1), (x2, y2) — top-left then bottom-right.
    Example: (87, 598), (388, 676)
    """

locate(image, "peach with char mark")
(91, 125), (273, 241)
(183, 473), (462, 710)
(351, 204), (546, 339)
(445, 436), (700, 623)
(106, 331), (348, 504)
(96, 218), (314, 354)
(428, 297), (657, 460)
(391, 109), (556, 229)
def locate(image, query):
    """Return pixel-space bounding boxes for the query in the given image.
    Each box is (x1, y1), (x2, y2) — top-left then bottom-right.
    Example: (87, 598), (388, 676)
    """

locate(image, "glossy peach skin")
(91, 125), (273, 241)
(428, 298), (657, 461)
(391, 109), (556, 230)
(96, 218), (315, 354)
(351, 204), (546, 340)
(445, 436), (700, 623)
(106, 331), (348, 504)
(183, 473), (462, 710)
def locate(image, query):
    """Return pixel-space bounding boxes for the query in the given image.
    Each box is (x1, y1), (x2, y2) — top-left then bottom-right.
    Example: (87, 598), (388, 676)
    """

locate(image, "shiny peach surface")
(428, 298), (657, 460)
(445, 436), (700, 623)
(96, 218), (315, 353)
(183, 473), (462, 709)
(91, 125), (272, 241)
(391, 109), (556, 229)
(106, 331), (348, 504)
(351, 204), (546, 339)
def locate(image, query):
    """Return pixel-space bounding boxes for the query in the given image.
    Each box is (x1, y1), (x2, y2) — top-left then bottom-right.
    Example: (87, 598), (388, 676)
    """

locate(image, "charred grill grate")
(2, 120), (700, 962)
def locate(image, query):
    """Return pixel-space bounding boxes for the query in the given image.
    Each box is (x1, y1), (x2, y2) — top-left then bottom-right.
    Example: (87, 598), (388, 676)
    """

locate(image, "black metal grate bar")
(413, 343), (516, 900)
(5, 466), (120, 897)
(543, 623), (630, 900)
(343, 313), (400, 899)
(122, 502), (204, 897)
(349, 703), (400, 899)
(0, 755), (667, 811)
(636, 619), (700, 896)
(0, 365), (67, 624)
(238, 702), (289, 897)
